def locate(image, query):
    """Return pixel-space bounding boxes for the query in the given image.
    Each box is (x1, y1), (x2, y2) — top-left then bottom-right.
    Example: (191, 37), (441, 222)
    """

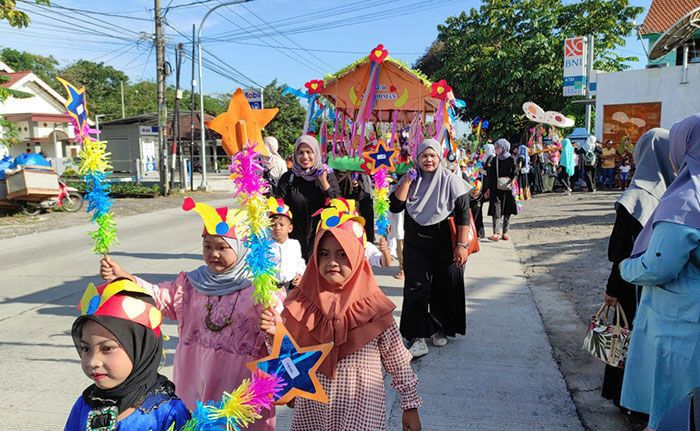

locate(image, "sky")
(0, 0), (654, 96)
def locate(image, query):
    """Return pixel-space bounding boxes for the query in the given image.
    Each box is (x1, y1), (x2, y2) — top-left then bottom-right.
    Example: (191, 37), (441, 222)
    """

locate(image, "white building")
(594, 64), (700, 142)
(0, 60), (80, 160)
(594, 0), (700, 144)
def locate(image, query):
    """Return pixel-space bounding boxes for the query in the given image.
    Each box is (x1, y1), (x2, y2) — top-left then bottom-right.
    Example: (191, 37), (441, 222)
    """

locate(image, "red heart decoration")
(389, 85), (396, 92)
(182, 197), (195, 211)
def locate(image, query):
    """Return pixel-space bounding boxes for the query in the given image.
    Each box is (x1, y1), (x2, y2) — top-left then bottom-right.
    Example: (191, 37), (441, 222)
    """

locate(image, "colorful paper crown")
(182, 197), (245, 239)
(266, 197), (292, 220)
(313, 198), (366, 245)
(78, 279), (163, 337)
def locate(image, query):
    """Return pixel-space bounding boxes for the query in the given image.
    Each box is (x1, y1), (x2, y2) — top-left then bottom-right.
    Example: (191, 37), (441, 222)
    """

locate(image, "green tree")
(0, 0), (49, 28)
(59, 60), (129, 118)
(415, 0), (643, 139)
(0, 47), (59, 90)
(262, 80), (306, 157)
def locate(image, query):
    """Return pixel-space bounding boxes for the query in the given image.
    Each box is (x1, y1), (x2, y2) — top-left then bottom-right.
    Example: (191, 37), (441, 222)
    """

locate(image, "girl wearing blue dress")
(65, 279), (190, 430)
(620, 113), (700, 430)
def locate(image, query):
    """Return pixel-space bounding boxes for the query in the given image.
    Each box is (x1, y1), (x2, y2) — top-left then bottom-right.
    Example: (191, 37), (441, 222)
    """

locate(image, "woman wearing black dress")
(484, 139), (518, 241)
(390, 138), (471, 358)
(276, 135), (341, 261)
(601, 128), (675, 412)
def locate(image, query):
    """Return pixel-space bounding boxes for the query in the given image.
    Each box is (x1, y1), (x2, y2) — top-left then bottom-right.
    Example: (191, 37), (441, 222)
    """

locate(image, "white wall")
(0, 81), (66, 116)
(595, 64), (700, 139)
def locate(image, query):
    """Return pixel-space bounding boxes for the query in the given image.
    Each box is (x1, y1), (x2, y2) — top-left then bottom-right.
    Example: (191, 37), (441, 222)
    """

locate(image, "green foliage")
(0, 0), (49, 28)
(59, 59), (129, 116)
(262, 80), (307, 157)
(415, 0), (643, 139)
(65, 180), (160, 197)
(0, 47), (59, 90)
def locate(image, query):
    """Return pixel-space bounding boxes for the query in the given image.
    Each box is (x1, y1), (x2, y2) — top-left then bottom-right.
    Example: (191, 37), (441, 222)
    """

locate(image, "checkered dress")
(290, 323), (422, 431)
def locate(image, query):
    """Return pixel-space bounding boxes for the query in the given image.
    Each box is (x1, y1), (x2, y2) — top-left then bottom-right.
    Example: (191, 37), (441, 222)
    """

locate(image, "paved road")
(0, 200), (582, 430)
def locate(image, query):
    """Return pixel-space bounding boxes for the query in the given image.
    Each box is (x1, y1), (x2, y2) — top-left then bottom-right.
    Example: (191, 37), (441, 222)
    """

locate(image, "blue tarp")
(0, 156), (14, 180)
(13, 152), (51, 167)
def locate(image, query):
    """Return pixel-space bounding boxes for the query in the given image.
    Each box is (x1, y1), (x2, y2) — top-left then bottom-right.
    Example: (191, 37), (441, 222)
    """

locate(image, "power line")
(211, 4), (329, 76)
(208, 0), (457, 42)
(239, 3), (336, 71)
(166, 22), (262, 88)
(19, 0), (152, 21)
(206, 0), (387, 39)
(206, 40), (424, 56)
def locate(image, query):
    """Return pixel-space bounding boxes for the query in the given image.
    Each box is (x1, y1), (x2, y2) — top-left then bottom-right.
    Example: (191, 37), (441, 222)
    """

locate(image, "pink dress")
(137, 272), (283, 431)
(290, 323), (422, 431)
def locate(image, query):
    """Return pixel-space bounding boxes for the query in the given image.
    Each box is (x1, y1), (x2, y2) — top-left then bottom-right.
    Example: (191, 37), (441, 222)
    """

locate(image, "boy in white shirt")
(267, 197), (306, 289)
(365, 236), (393, 268)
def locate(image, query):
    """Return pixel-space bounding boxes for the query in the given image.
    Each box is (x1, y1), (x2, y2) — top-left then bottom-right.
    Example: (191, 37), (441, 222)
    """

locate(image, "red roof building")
(638, 0), (700, 66)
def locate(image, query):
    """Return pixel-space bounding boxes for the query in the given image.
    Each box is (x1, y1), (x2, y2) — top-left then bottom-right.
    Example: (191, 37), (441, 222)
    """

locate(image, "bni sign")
(244, 88), (263, 109)
(563, 37), (587, 97)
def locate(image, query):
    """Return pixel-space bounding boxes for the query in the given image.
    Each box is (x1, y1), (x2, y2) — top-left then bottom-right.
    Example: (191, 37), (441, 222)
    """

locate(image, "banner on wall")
(602, 102), (661, 145)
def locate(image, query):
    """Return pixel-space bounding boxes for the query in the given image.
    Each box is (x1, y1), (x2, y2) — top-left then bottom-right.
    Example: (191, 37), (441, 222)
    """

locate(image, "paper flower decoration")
(361, 139), (398, 174)
(205, 88), (279, 157)
(368, 43), (388, 63)
(59, 77), (118, 255)
(431, 79), (452, 100)
(304, 79), (324, 95)
(247, 323), (332, 405)
(373, 168), (391, 237)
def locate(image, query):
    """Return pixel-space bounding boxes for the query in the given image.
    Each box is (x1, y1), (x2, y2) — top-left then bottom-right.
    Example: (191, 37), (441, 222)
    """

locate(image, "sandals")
(502, 234), (510, 241)
(488, 235), (501, 241)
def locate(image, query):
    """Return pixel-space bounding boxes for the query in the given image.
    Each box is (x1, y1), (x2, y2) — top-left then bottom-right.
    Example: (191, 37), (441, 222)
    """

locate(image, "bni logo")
(565, 38), (584, 57)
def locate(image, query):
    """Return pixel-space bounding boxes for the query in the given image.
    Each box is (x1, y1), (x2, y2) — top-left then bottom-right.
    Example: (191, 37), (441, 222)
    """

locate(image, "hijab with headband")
(282, 227), (396, 377)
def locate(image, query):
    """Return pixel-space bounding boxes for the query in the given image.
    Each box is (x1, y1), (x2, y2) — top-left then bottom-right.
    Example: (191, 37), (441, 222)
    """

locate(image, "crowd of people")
(62, 111), (700, 430)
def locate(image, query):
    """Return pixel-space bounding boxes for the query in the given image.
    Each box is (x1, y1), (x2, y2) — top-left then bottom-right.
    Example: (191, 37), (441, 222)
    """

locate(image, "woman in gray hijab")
(600, 128), (675, 413)
(390, 138), (471, 358)
(484, 138), (518, 241)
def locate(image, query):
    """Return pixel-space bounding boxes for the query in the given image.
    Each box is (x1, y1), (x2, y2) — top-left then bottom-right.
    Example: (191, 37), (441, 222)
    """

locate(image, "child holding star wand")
(100, 198), (285, 431)
(260, 200), (422, 431)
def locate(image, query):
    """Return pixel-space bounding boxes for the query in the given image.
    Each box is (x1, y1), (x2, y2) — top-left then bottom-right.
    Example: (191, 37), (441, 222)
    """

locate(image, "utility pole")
(190, 24), (196, 191)
(120, 80), (125, 119)
(171, 43), (184, 191)
(584, 35), (595, 134)
(155, 0), (169, 195)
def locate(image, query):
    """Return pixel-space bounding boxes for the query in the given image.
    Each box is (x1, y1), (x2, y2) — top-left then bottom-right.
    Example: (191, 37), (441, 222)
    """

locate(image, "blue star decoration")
(362, 139), (398, 174)
(57, 77), (88, 129)
(246, 323), (332, 405)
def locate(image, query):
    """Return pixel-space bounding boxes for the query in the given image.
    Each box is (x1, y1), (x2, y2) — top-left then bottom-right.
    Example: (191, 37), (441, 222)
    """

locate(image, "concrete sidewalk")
(276, 237), (583, 430)
(0, 203), (582, 430)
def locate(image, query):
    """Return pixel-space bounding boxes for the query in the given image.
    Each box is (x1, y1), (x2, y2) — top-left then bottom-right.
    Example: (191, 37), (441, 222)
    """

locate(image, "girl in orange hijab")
(261, 200), (422, 431)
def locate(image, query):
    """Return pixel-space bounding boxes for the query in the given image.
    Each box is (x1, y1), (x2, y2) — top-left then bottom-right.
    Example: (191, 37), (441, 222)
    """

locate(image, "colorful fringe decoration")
(229, 142), (280, 307)
(512, 179), (524, 214)
(176, 372), (284, 431)
(373, 167), (391, 236)
(59, 78), (118, 255)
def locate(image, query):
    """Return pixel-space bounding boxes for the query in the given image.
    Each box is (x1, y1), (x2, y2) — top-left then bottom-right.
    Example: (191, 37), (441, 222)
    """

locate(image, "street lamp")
(197, 0), (251, 191)
(95, 114), (108, 135)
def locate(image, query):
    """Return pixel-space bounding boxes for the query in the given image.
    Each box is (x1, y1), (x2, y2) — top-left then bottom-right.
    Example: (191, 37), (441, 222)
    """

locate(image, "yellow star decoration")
(205, 88), (279, 156)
